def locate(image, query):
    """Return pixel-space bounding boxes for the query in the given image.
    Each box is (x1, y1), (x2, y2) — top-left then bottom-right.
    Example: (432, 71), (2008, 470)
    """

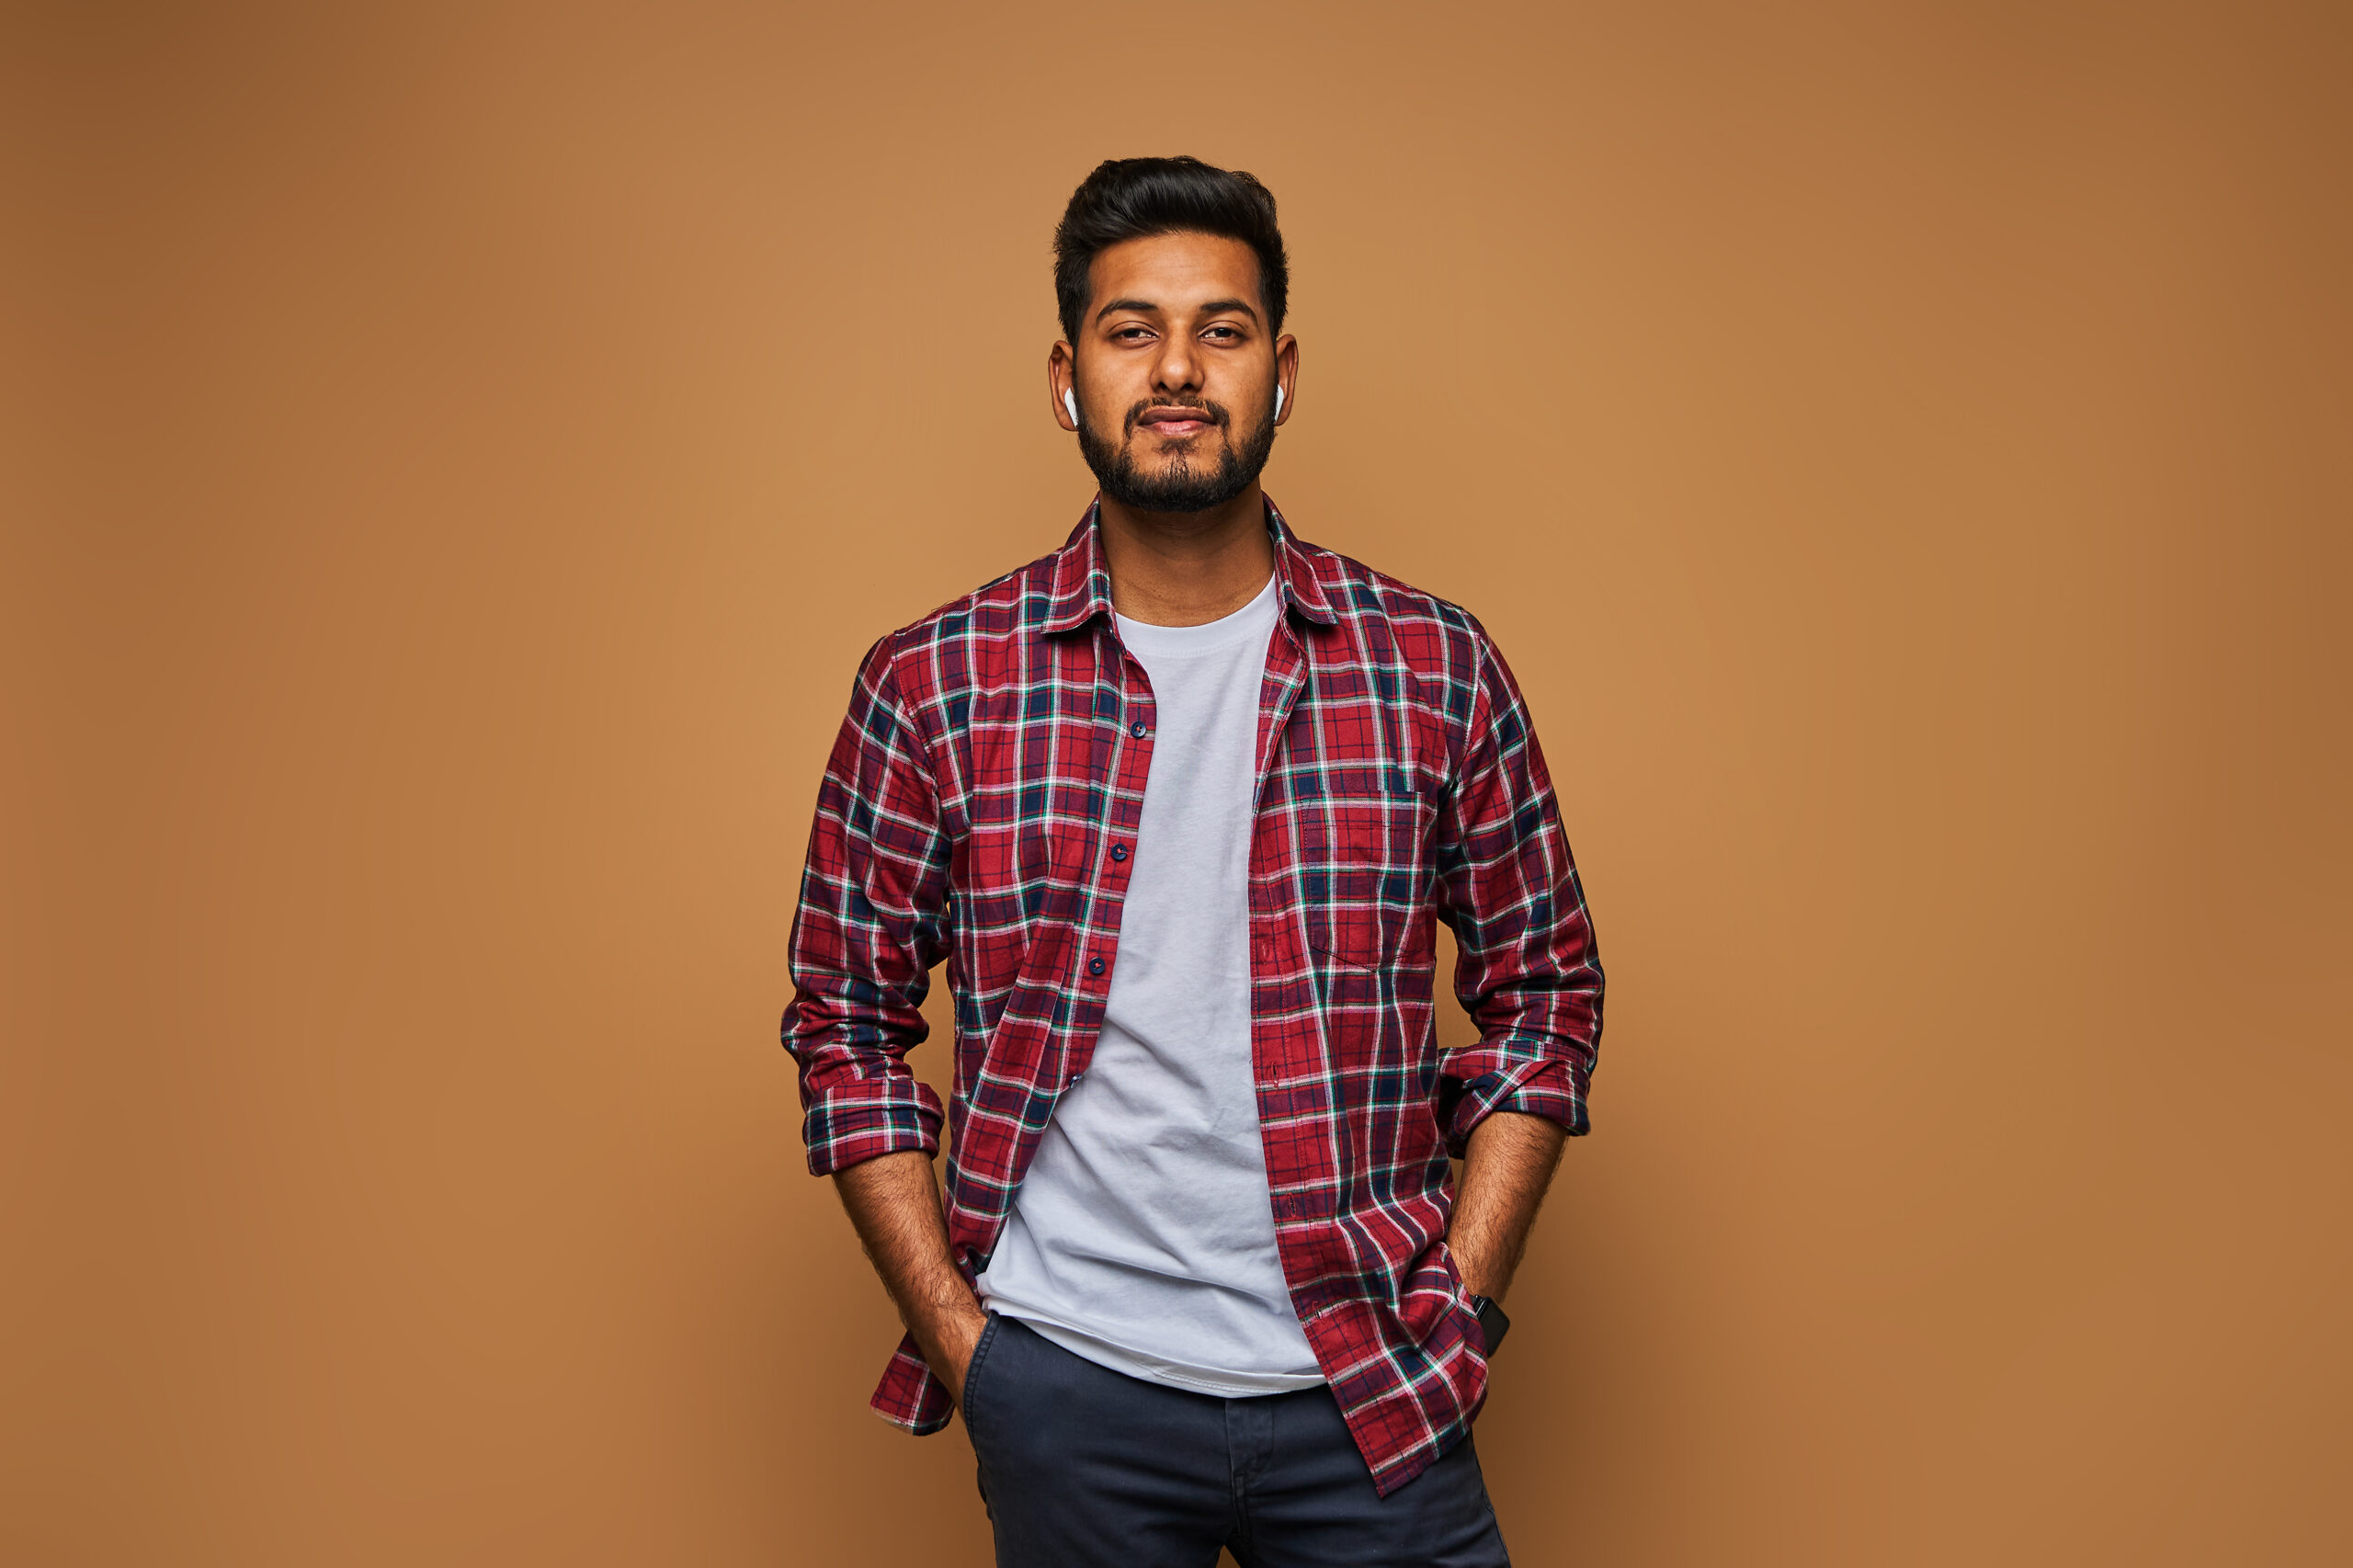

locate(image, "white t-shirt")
(973, 569), (1324, 1395)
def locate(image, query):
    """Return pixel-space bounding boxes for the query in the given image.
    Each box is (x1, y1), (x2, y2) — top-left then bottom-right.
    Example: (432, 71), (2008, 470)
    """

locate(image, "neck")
(1097, 483), (1277, 628)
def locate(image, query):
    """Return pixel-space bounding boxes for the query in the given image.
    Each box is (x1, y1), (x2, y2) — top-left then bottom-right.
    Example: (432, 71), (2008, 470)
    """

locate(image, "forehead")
(1086, 232), (1262, 314)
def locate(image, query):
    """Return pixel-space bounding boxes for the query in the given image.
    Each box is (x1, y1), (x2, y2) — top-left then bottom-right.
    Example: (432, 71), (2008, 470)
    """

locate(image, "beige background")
(6, 2), (2348, 1562)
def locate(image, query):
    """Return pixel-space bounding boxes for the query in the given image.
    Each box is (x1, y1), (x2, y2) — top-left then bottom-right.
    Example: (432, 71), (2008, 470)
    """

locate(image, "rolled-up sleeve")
(1431, 619), (1604, 1153)
(780, 634), (952, 1176)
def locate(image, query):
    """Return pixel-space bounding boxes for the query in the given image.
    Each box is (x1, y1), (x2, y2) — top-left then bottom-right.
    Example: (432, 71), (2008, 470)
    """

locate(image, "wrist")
(1453, 1252), (1503, 1301)
(922, 1295), (987, 1348)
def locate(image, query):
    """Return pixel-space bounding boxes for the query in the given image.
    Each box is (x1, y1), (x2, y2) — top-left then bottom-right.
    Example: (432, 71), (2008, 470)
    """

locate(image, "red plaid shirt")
(782, 495), (1602, 1496)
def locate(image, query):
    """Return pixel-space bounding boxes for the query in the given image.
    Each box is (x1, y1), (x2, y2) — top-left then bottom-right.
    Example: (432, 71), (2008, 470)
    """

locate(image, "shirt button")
(1110, 843), (1128, 862)
(1130, 720), (1149, 738)
(1088, 956), (1106, 975)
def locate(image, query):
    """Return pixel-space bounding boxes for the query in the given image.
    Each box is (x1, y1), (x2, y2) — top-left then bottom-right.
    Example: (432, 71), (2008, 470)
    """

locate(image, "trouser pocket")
(963, 1312), (1004, 1437)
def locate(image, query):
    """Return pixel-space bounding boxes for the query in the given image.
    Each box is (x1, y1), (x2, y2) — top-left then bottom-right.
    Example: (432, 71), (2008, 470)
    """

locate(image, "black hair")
(1052, 156), (1290, 346)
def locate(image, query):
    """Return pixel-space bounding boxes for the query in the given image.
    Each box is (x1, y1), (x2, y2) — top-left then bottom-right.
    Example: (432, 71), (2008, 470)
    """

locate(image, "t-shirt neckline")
(1113, 571), (1280, 657)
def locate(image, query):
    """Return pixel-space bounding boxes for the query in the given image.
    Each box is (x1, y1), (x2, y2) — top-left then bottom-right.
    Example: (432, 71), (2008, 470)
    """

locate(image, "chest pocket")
(1295, 772), (1437, 972)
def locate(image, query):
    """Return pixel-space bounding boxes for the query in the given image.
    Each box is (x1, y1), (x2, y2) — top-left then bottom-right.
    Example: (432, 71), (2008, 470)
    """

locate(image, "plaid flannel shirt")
(781, 495), (1602, 1496)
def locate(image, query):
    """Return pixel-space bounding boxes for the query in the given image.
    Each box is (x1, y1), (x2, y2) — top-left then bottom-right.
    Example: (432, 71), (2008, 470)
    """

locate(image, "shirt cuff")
(801, 1078), (945, 1177)
(1444, 1053), (1589, 1156)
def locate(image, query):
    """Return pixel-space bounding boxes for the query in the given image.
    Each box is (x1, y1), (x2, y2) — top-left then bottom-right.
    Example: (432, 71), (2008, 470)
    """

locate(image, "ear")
(1048, 341), (1081, 432)
(1273, 333), (1299, 426)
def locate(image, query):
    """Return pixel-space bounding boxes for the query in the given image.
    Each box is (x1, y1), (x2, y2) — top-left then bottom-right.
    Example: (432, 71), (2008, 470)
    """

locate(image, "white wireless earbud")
(1275, 384), (1286, 418)
(1063, 388), (1080, 426)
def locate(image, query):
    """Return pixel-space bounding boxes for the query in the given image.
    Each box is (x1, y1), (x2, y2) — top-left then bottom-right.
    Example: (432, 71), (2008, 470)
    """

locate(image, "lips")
(1138, 405), (1221, 437)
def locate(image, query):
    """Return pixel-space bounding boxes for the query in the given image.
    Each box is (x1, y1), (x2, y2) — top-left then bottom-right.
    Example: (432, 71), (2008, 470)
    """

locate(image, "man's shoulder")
(1292, 533), (1492, 676)
(859, 541), (1067, 685)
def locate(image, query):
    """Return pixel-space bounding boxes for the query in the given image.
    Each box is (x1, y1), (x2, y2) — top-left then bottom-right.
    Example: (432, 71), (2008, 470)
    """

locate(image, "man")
(782, 155), (1602, 1567)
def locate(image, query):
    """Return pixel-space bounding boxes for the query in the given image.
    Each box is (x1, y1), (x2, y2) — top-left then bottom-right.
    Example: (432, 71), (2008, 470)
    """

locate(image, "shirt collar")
(1041, 493), (1339, 635)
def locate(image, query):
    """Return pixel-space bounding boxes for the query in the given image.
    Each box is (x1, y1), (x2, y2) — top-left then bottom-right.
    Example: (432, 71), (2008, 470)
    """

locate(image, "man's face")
(1058, 232), (1293, 514)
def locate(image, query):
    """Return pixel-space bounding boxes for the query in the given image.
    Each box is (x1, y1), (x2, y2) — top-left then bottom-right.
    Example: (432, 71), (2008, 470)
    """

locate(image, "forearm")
(832, 1149), (988, 1403)
(1448, 1109), (1568, 1301)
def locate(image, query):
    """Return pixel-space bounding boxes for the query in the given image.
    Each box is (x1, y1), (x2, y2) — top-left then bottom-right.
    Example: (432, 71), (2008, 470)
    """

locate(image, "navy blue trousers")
(962, 1313), (1511, 1568)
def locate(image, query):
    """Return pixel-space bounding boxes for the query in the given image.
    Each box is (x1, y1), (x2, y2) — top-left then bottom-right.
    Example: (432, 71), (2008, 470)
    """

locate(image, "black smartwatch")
(1467, 1293), (1511, 1355)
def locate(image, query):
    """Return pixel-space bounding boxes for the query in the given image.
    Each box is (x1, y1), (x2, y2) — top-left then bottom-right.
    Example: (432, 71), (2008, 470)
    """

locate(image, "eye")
(1203, 326), (1242, 342)
(1113, 325), (1154, 343)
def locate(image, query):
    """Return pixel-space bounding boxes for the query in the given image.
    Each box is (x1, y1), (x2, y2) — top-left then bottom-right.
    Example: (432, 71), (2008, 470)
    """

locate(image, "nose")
(1150, 335), (1200, 402)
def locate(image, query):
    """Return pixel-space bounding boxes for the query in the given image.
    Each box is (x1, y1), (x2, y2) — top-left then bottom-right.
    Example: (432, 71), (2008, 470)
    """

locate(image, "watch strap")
(1468, 1292), (1511, 1356)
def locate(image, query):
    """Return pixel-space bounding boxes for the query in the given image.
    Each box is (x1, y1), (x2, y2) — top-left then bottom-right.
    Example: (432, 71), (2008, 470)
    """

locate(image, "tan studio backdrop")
(5, 2), (2347, 1563)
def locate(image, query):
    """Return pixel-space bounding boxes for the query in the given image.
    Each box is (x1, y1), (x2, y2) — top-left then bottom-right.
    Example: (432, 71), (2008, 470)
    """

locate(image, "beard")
(1077, 393), (1278, 514)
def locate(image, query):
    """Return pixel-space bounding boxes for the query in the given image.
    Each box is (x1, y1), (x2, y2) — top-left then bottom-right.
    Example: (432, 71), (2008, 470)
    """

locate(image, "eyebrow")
(1094, 296), (1264, 326)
